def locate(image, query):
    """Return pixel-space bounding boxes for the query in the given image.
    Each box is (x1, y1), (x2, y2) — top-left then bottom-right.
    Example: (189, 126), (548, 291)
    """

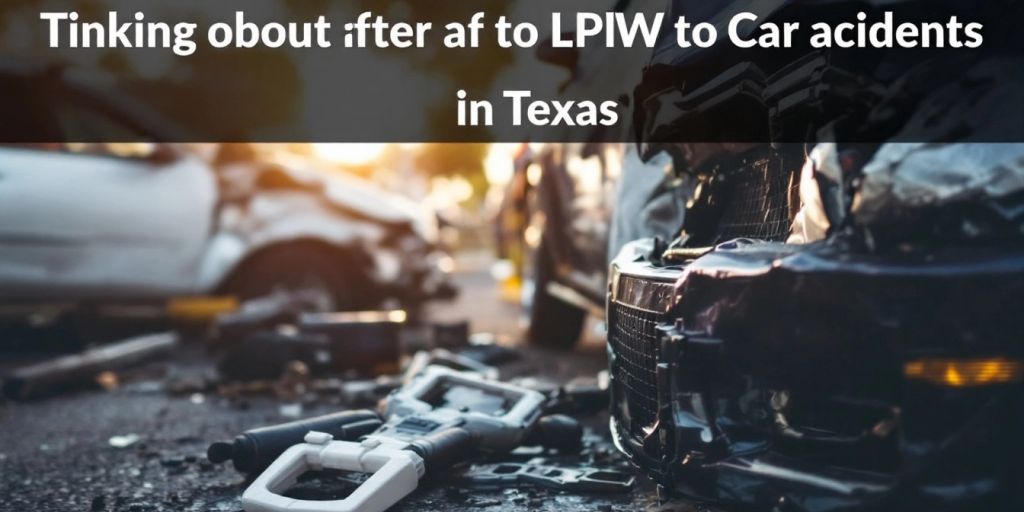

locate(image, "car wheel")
(526, 240), (586, 350)
(222, 244), (374, 312)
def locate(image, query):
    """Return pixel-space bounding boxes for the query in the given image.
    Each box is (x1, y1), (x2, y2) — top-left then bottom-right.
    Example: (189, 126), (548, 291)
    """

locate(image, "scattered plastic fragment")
(278, 403), (303, 418)
(108, 434), (141, 448)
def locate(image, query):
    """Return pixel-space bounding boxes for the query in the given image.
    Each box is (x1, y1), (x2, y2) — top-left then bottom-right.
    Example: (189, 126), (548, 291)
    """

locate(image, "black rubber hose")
(207, 409), (381, 473)
(406, 427), (477, 471)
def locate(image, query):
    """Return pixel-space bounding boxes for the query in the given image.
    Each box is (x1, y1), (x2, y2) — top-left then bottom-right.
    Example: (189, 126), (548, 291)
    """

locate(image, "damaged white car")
(0, 67), (453, 318)
(0, 142), (454, 315)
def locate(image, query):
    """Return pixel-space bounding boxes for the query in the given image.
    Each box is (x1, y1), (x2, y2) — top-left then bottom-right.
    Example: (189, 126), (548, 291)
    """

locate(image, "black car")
(607, 144), (1024, 512)
(606, 0), (1024, 510)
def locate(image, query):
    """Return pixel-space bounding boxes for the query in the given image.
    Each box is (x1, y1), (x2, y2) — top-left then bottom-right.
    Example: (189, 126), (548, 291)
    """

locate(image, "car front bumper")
(607, 239), (1024, 511)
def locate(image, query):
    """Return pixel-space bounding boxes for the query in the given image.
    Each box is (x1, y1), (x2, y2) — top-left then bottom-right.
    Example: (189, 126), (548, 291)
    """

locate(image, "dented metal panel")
(854, 143), (1024, 240)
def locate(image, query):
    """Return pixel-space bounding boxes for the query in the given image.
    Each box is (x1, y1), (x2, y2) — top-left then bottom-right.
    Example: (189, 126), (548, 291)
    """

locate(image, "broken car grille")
(714, 154), (798, 242)
(609, 304), (661, 438)
(608, 272), (676, 442)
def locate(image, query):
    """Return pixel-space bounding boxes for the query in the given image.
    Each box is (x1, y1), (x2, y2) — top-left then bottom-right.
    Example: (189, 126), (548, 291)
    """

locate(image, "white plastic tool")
(242, 432), (423, 512)
(242, 367), (546, 512)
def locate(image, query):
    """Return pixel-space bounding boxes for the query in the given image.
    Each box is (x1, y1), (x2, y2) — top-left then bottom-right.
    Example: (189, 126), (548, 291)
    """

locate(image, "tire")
(221, 243), (374, 312)
(526, 241), (587, 350)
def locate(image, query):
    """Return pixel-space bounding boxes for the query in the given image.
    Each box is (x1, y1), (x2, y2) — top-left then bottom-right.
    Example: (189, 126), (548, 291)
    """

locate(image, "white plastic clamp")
(242, 432), (424, 512)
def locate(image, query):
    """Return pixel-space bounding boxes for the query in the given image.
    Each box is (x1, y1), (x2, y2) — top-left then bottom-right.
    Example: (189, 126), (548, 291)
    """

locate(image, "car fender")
(193, 191), (388, 294)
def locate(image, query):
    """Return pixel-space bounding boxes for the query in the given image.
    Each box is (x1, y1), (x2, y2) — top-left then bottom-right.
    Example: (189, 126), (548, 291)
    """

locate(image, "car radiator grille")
(608, 273), (675, 442)
(714, 153), (798, 242)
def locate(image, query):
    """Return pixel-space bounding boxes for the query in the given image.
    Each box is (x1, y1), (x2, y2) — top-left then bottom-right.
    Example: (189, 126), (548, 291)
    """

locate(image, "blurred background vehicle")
(495, 142), (618, 350)
(492, 0), (680, 350)
(0, 64), (454, 335)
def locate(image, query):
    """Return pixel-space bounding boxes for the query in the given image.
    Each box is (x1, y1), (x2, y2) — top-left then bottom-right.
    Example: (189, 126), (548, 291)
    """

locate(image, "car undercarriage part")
(241, 367), (547, 512)
(607, 239), (1024, 511)
(461, 458), (635, 493)
(2, 332), (179, 400)
(207, 410), (383, 474)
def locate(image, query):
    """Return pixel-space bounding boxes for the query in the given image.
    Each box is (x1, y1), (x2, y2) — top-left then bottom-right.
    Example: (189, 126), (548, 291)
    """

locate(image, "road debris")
(109, 434), (141, 449)
(460, 459), (635, 493)
(277, 403), (303, 418)
(207, 410), (383, 474)
(240, 367), (547, 512)
(216, 330), (329, 382)
(212, 291), (323, 343)
(430, 320), (470, 349)
(2, 332), (179, 400)
(298, 310), (406, 375)
(331, 375), (403, 405)
(403, 348), (500, 384)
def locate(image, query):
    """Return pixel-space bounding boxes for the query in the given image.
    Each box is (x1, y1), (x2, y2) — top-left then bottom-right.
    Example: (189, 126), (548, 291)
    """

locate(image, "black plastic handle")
(406, 427), (478, 471)
(207, 409), (382, 473)
(524, 414), (584, 453)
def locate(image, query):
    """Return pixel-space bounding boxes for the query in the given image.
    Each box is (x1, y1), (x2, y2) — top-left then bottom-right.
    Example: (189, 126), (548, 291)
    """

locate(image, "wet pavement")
(0, 251), (703, 512)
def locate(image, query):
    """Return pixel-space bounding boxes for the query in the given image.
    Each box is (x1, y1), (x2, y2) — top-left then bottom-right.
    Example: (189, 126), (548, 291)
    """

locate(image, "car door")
(0, 79), (216, 301)
(0, 144), (217, 301)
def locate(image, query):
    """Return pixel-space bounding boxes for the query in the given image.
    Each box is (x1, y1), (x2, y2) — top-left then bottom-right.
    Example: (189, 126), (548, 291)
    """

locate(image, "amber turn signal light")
(904, 357), (1024, 388)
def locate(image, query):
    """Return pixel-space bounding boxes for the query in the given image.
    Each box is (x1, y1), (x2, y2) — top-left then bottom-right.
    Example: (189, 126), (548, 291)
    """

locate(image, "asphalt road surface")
(0, 250), (703, 512)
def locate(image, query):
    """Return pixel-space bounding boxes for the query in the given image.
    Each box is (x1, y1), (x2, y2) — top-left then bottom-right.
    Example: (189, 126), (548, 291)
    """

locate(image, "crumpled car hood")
(267, 158), (438, 243)
(851, 143), (1024, 243)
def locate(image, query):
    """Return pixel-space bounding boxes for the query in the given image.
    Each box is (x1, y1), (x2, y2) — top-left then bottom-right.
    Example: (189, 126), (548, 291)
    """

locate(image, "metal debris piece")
(461, 458), (635, 493)
(2, 332), (179, 401)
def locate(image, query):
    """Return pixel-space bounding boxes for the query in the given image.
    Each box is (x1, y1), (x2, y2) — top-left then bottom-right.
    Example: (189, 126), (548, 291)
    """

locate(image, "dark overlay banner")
(0, 0), (1021, 143)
